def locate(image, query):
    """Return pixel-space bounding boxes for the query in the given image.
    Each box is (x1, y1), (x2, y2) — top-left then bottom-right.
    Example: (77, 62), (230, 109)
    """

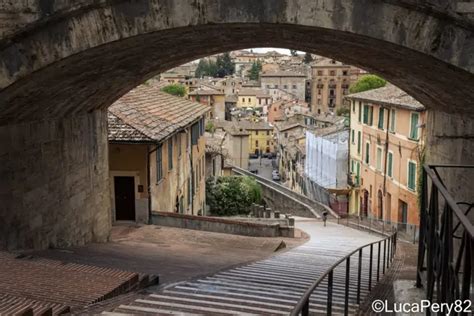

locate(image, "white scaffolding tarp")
(305, 129), (348, 189)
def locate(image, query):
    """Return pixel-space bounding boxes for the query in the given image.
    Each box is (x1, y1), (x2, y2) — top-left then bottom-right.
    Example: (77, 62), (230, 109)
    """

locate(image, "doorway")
(114, 176), (136, 221)
(361, 190), (369, 218)
(386, 193), (392, 224)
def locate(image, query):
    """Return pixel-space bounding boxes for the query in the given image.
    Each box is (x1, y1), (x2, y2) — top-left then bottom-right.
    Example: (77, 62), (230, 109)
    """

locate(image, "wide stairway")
(104, 219), (385, 315)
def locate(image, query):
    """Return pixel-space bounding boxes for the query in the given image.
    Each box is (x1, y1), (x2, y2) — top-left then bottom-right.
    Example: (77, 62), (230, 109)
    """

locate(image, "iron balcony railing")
(416, 164), (474, 314)
(291, 230), (397, 315)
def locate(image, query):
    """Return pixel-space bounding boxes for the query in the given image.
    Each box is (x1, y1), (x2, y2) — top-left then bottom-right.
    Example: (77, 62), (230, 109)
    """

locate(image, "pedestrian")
(322, 211), (328, 227)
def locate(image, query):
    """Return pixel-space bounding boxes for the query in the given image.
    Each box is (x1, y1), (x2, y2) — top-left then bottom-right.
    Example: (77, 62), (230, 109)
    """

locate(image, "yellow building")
(236, 120), (275, 155)
(108, 84), (210, 223)
(236, 88), (272, 108)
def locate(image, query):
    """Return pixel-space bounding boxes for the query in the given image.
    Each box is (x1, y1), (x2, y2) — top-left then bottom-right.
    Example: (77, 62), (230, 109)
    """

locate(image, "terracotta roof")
(345, 84), (425, 111)
(188, 88), (225, 96)
(237, 88), (268, 96)
(108, 84), (210, 143)
(108, 113), (152, 143)
(261, 71), (306, 77)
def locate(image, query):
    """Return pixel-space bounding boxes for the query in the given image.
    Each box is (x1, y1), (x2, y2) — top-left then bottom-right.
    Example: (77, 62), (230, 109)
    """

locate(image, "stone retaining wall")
(151, 212), (294, 238)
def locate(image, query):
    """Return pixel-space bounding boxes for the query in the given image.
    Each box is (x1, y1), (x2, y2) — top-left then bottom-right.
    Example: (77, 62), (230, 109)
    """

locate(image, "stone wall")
(151, 211), (294, 238)
(0, 110), (111, 250)
(425, 110), (474, 205)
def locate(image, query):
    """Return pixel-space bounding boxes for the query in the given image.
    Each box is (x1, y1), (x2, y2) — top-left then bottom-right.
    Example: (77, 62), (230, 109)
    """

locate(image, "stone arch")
(0, 0), (473, 125)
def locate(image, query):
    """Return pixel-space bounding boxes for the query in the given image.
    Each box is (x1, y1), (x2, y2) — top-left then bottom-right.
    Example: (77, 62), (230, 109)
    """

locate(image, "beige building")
(346, 85), (426, 235)
(189, 89), (226, 120)
(311, 59), (353, 114)
(236, 88), (272, 108)
(108, 85), (210, 222)
(261, 71), (307, 101)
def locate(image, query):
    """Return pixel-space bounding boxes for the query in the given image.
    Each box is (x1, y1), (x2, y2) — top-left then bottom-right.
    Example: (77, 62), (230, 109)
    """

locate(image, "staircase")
(104, 221), (385, 315)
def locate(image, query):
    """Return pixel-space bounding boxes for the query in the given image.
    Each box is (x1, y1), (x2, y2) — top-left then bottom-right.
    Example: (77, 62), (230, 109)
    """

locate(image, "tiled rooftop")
(261, 71), (306, 77)
(346, 84), (425, 111)
(109, 84), (210, 143)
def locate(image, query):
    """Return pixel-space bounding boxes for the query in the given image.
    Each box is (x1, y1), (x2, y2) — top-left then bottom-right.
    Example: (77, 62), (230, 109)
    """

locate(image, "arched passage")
(0, 0), (473, 250)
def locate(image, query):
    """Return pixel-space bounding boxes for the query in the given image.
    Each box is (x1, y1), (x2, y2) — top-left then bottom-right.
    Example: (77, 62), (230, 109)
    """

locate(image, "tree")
(216, 53), (235, 78)
(206, 176), (262, 216)
(161, 84), (186, 97)
(195, 59), (209, 78)
(290, 49), (298, 56)
(248, 60), (262, 81)
(349, 75), (387, 94)
(303, 52), (313, 64)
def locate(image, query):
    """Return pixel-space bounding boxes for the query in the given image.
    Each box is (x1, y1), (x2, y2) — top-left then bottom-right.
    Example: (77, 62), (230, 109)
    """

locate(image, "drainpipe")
(147, 143), (160, 225)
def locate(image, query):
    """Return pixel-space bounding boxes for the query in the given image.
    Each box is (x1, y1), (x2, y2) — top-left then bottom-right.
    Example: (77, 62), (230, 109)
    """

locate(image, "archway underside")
(1, 23), (474, 127)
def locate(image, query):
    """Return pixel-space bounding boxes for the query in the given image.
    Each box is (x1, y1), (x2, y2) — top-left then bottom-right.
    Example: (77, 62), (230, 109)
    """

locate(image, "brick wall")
(0, 110), (111, 250)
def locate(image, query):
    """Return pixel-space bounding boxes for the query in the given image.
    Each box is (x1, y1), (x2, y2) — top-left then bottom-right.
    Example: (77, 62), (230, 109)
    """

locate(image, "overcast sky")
(249, 48), (304, 55)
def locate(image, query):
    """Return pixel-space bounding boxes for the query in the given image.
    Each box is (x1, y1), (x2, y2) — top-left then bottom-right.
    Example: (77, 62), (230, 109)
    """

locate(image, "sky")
(248, 48), (304, 55)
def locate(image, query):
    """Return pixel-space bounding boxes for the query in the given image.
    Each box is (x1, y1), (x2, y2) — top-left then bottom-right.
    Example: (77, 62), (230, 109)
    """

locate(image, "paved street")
(105, 219), (384, 315)
(249, 157), (277, 181)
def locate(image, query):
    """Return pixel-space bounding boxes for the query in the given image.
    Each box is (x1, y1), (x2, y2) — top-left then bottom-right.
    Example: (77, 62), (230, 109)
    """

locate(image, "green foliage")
(290, 49), (298, 56)
(205, 121), (216, 133)
(336, 106), (350, 117)
(349, 75), (387, 94)
(248, 60), (263, 81)
(195, 53), (235, 78)
(216, 53), (235, 78)
(206, 176), (263, 216)
(303, 52), (313, 64)
(161, 84), (187, 97)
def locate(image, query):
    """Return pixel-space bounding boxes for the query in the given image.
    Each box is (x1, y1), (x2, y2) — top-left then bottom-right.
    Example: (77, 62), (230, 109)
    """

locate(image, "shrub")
(206, 176), (262, 216)
(349, 75), (387, 94)
(161, 84), (187, 97)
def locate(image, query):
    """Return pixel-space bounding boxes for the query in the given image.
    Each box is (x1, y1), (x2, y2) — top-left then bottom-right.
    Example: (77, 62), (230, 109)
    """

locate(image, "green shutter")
(365, 143), (370, 164)
(168, 138), (173, 170)
(408, 161), (416, 190)
(156, 144), (163, 182)
(356, 162), (360, 185)
(358, 103), (362, 122)
(378, 108), (384, 129)
(387, 152), (393, 177)
(410, 113), (419, 140)
(357, 131), (361, 154)
(363, 105), (368, 124)
(369, 106), (374, 126)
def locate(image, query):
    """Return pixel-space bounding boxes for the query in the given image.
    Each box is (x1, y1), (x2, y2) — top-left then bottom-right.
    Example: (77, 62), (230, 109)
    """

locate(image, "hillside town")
(111, 49), (424, 240)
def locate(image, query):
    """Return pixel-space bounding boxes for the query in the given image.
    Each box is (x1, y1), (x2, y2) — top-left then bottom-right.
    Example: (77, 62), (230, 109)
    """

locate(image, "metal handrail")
(290, 230), (397, 316)
(424, 165), (474, 237)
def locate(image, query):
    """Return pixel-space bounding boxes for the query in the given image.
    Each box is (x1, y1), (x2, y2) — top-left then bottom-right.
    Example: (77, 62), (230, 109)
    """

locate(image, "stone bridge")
(0, 0), (473, 250)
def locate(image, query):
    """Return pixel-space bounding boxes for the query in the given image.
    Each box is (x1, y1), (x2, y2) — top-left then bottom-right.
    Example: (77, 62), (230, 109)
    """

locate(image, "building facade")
(346, 85), (426, 235)
(189, 89), (226, 120)
(108, 85), (210, 223)
(261, 71), (307, 101)
(310, 59), (352, 114)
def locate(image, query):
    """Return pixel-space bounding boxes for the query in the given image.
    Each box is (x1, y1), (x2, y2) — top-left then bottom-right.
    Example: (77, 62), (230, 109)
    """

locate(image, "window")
(284, 85), (288, 89)
(365, 142), (370, 164)
(168, 138), (173, 170)
(389, 109), (396, 133)
(378, 107), (385, 129)
(409, 112), (420, 140)
(387, 152), (393, 177)
(191, 121), (200, 145)
(255, 131), (258, 136)
(330, 70), (335, 76)
(343, 70), (348, 76)
(363, 105), (374, 125)
(358, 103), (362, 122)
(178, 133), (182, 157)
(255, 140), (259, 146)
(242, 98), (245, 103)
(292, 85), (297, 89)
(408, 161), (417, 191)
(351, 129), (355, 144)
(156, 144), (163, 182)
(266, 85), (270, 89)
(267, 131), (270, 135)
(376, 147), (383, 171)
(267, 140), (270, 145)
(352, 101), (355, 112)
(275, 85), (279, 89)
(357, 131), (361, 154)
(248, 98), (251, 102)
(188, 177), (192, 205)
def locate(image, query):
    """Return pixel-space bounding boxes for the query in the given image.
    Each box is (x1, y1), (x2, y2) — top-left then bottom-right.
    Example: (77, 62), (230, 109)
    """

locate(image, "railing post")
(377, 241), (381, 282)
(327, 270), (333, 316)
(344, 257), (350, 316)
(357, 249), (362, 304)
(302, 300), (309, 316)
(369, 244), (373, 290)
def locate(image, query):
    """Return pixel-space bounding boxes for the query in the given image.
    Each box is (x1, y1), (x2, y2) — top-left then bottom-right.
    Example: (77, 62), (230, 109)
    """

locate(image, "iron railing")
(416, 164), (474, 313)
(290, 230), (397, 315)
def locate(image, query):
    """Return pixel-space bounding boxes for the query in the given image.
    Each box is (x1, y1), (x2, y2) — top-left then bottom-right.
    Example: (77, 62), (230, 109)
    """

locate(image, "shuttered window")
(387, 152), (393, 177)
(156, 144), (163, 182)
(378, 107), (385, 129)
(409, 113), (419, 140)
(168, 138), (173, 170)
(357, 131), (361, 154)
(365, 142), (370, 164)
(408, 161), (417, 191)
